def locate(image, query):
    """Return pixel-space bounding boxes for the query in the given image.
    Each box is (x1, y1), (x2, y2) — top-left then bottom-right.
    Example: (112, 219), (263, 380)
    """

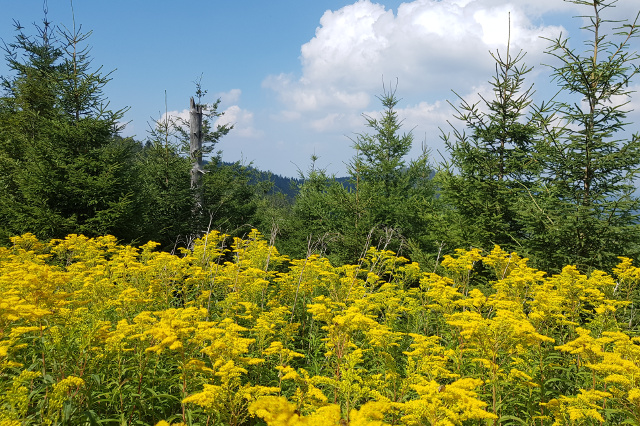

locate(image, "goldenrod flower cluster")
(1, 232), (639, 424)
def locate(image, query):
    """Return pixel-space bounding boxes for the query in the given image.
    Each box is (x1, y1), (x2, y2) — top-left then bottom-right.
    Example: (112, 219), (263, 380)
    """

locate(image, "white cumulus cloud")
(266, 0), (565, 120)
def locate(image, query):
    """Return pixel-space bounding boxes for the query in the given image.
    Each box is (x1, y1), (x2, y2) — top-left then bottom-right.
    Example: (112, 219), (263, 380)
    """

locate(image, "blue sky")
(1, 0), (639, 177)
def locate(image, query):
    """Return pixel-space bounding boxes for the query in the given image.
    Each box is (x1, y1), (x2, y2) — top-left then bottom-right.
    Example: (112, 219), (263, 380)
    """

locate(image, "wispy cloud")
(215, 105), (262, 139)
(215, 88), (242, 104)
(154, 88), (261, 141)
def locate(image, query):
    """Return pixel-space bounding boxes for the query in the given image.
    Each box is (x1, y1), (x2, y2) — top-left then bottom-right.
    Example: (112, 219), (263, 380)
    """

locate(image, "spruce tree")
(350, 82), (415, 199)
(137, 107), (194, 248)
(272, 156), (346, 263)
(525, 0), (640, 271)
(0, 17), (141, 243)
(346, 83), (436, 262)
(441, 33), (540, 253)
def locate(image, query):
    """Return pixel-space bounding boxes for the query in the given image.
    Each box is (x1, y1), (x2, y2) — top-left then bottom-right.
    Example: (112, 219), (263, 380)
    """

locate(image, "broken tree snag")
(190, 97), (204, 211)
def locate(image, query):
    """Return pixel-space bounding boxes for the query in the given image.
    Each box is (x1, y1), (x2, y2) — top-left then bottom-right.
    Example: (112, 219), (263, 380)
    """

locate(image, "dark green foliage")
(524, 0), (640, 272)
(249, 168), (303, 200)
(201, 157), (266, 237)
(0, 18), (143, 243)
(138, 103), (263, 249)
(136, 128), (193, 249)
(350, 84), (416, 199)
(441, 38), (540, 253)
(0, 16), (259, 250)
(279, 164), (354, 263)
(278, 84), (440, 266)
(351, 90), (447, 267)
(348, 84), (437, 258)
(440, 1), (640, 273)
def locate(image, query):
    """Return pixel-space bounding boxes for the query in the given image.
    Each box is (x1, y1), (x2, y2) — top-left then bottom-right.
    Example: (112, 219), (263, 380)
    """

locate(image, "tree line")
(1, 0), (639, 273)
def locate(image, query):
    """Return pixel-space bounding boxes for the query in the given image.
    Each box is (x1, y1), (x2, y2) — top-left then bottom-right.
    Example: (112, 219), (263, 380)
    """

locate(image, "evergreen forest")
(3, 1), (640, 425)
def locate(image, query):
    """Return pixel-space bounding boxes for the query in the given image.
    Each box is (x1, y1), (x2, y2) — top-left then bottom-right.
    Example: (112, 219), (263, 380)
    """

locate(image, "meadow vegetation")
(3, 231), (640, 425)
(2, 0), (640, 424)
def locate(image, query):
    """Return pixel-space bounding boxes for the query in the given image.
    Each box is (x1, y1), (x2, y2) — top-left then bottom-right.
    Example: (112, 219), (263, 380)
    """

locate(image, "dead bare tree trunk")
(190, 97), (204, 213)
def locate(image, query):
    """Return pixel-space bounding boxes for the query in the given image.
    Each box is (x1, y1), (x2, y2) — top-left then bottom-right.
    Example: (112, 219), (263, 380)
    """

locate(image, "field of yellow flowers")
(2, 230), (640, 425)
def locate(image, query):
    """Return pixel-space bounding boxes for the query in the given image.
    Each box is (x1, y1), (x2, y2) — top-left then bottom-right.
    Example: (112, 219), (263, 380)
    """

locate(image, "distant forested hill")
(230, 162), (352, 200)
